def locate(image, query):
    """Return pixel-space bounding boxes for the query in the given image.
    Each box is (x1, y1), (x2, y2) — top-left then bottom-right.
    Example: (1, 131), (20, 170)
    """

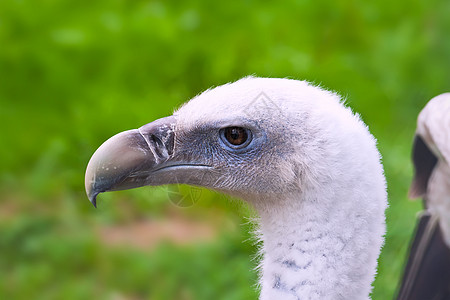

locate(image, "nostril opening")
(150, 135), (162, 147)
(149, 134), (164, 157)
(139, 119), (175, 159)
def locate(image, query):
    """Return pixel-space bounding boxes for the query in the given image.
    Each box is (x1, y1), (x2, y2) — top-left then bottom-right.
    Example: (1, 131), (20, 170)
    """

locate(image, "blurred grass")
(0, 0), (449, 299)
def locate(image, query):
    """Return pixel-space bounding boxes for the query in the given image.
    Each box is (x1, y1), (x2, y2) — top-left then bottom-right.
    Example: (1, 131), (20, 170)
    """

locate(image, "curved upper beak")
(85, 116), (176, 207)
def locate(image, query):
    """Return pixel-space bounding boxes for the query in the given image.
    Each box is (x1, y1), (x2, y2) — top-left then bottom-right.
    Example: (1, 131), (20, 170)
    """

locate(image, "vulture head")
(86, 77), (387, 299)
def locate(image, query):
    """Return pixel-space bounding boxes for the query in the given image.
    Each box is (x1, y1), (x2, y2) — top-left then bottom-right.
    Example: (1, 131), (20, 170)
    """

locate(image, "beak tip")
(90, 195), (98, 208)
(86, 182), (99, 208)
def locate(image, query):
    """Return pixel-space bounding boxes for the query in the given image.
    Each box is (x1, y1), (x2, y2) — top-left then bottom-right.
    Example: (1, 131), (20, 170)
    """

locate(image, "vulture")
(397, 93), (450, 300)
(85, 77), (387, 299)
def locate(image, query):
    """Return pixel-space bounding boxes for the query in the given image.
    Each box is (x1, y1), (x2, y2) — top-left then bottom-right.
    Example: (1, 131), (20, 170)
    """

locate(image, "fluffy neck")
(251, 186), (384, 300)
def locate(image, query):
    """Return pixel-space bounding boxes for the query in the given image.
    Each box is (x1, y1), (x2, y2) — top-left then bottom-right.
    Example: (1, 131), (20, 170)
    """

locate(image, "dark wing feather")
(396, 212), (450, 300)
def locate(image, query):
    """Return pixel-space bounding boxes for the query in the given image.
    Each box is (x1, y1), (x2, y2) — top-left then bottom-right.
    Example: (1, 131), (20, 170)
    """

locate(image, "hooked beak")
(85, 116), (216, 207)
(85, 116), (177, 207)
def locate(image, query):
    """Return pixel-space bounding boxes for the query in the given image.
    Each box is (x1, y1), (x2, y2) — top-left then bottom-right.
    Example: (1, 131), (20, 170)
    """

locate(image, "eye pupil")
(225, 127), (248, 146)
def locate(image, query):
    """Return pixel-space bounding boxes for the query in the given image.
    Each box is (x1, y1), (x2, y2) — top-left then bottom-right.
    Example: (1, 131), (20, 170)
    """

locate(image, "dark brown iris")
(224, 127), (248, 146)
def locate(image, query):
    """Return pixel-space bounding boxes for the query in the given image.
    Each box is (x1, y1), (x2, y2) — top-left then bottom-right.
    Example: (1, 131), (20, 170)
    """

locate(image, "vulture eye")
(221, 127), (252, 149)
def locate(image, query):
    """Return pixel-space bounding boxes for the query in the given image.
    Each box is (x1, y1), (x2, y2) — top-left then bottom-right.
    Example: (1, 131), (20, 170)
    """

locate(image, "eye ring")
(220, 127), (252, 149)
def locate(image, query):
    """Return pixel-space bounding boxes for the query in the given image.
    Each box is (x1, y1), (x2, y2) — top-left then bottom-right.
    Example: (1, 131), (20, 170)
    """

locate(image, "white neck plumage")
(251, 187), (382, 300)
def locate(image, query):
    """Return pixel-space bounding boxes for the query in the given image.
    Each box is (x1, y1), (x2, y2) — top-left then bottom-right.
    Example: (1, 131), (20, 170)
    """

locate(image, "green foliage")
(1, 0), (449, 299)
(0, 214), (258, 300)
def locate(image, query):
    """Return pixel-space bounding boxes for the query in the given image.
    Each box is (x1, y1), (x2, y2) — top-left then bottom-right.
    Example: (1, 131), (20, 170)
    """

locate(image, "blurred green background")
(1, 0), (449, 299)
